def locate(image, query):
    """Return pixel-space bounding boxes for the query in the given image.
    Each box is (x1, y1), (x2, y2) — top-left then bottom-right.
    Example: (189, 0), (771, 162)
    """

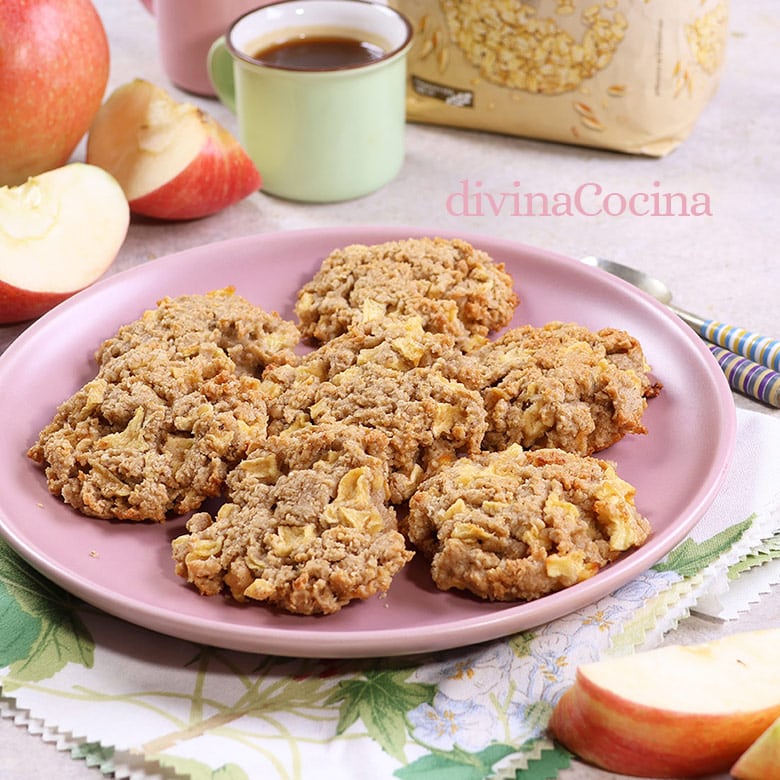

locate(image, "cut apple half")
(86, 79), (261, 220)
(0, 163), (129, 324)
(548, 628), (780, 777)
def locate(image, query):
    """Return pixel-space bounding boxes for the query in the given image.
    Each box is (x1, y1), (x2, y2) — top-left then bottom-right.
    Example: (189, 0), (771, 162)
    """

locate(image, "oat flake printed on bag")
(389, 0), (729, 156)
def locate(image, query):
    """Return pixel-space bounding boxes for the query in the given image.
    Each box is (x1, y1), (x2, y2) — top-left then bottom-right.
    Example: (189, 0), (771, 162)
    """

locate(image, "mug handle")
(139, 0), (154, 12)
(207, 36), (237, 112)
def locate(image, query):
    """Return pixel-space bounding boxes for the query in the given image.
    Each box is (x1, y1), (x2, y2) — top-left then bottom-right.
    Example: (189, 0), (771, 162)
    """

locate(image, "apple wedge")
(548, 629), (780, 778)
(86, 79), (261, 220)
(0, 163), (129, 324)
(731, 715), (780, 779)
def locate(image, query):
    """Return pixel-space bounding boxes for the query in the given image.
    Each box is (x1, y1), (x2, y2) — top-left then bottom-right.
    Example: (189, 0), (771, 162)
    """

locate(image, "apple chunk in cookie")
(403, 444), (650, 601)
(172, 424), (413, 615)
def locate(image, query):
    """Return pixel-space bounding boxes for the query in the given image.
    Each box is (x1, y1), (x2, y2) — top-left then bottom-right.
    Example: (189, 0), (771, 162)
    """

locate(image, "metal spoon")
(581, 256), (780, 408)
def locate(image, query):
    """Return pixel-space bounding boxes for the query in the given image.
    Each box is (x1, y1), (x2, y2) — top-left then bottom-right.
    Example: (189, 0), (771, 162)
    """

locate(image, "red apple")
(548, 629), (780, 777)
(0, 0), (109, 186)
(0, 163), (129, 324)
(86, 79), (262, 220)
(731, 715), (780, 779)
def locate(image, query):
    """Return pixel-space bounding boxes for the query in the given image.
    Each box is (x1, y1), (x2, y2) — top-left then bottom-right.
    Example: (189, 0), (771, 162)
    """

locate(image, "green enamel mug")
(208, 0), (413, 202)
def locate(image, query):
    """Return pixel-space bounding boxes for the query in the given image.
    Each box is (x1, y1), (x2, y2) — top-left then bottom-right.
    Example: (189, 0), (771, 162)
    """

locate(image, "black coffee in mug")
(252, 33), (385, 70)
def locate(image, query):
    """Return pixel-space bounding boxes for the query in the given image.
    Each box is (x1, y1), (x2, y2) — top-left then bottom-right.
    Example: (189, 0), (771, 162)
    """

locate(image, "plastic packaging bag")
(389, 0), (728, 156)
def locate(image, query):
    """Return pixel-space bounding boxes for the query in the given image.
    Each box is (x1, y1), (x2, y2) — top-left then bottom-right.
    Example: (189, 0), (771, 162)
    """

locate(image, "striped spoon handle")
(709, 345), (780, 408)
(670, 304), (780, 372)
(699, 321), (780, 372)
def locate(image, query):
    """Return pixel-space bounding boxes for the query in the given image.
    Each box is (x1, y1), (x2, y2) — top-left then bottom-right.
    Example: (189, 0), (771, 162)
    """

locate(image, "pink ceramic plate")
(0, 227), (736, 658)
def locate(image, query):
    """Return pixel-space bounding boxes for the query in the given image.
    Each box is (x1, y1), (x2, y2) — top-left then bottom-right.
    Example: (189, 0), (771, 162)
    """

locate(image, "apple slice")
(731, 715), (780, 779)
(0, 163), (129, 324)
(548, 629), (780, 778)
(86, 79), (261, 220)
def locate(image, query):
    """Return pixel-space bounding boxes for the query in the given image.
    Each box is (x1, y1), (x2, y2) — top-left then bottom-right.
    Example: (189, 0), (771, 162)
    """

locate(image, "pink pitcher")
(139, 0), (264, 96)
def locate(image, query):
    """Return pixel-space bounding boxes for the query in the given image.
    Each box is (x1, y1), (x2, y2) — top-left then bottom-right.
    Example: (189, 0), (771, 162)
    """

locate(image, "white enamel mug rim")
(226, 0), (413, 74)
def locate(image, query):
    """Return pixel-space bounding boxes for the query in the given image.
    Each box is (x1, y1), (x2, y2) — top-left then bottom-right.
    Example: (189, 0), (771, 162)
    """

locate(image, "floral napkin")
(2, 407), (779, 780)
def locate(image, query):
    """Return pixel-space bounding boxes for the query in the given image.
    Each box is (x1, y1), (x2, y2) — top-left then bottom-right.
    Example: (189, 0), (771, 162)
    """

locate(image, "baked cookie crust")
(294, 237), (519, 348)
(28, 290), (299, 521)
(96, 287), (301, 377)
(261, 315), (487, 503)
(260, 315), (464, 436)
(455, 321), (661, 455)
(172, 423), (413, 615)
(404, 444), (651, 602)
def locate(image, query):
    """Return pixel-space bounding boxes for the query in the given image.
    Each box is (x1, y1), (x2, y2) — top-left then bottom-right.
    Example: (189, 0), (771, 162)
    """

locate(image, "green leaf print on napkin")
(0, 580), (39, 666)
(519, 743), (573, 779)
(327, 668), (436, 762)
(158, 755), (250, 780)
(395, 743), (516, 780)
(507, 631), (536, 658)
(71, 741), (115, 773)
(0, 539), (94, 687)
(729, 529), (780, 578)
(652, 518), (752, 578)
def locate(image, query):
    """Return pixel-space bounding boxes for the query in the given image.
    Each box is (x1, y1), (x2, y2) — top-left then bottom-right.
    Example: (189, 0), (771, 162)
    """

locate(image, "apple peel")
(0, 162), (129, 324)
(548, 628), (780, 778)
(0, 0), (110, 186)
(731, 715), (780, 779)
(86, 79), (261, 220)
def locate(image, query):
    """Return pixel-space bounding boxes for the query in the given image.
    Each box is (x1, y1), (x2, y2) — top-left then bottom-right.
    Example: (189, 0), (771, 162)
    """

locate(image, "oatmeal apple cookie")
(454, 321), (660, 455)
(96, 287), (301, 377)
(276, 361), (487, 504)
(28, 289), (300, 521)
(308, 363), (487, 503)
(258, 314), (486, 502)
(260, 315), (464, 436)
(172, 423), (413, 615)
(404, 444), (650, 601)
(294, 237), (519, 348)
(28, 340), (268, 522)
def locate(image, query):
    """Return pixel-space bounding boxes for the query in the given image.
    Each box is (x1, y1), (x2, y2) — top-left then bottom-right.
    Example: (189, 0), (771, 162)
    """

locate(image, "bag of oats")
(389, 0), (728, 156)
